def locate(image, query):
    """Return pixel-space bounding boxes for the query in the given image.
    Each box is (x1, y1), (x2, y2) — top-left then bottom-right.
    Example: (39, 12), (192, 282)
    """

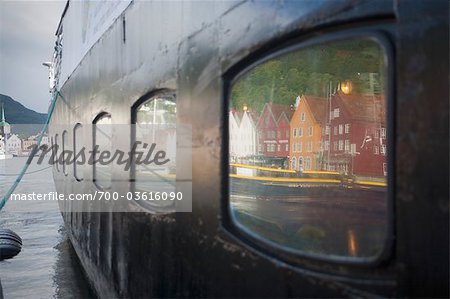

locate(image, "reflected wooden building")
(229, 109), (259, 159)
(256, 103), (293, 166)
(289, 95), (327, 171)
(325, 91), (386, 177)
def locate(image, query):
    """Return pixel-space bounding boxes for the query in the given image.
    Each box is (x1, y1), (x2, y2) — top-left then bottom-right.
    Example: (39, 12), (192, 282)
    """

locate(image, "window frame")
(130, 89), (177, 211)
(62, 130), (68, 176)
(345, 123), (350, 134)
(73, 123), (83, 182)
(54, 134), (60, 172)
(223, 30), (395, 267)
(92, 112), (112, 190)
(334, 108), (340, 118)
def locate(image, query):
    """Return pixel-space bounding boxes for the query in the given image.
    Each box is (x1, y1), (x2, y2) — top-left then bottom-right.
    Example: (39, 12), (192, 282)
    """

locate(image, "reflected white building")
(6, 134), (21, 155)
(229, 109), (258, 159)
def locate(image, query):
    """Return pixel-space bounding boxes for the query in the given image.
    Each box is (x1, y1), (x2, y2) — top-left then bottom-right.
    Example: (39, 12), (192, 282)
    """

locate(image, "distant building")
(289, 95), (327, 171)
(6, 134), (22, 155)
(0, 104), (12, 154)
(22, 138), (37, 152)
(41, 135), (49, 146)
(229, 109), (259, 160)
(29, 133), (50, 146)
(229, 111), (240, 158)
(325, 91), (386, 177)
(256, 103), (293, 167)
(0, 136), (4, 152)
(0, 104), (11, 136)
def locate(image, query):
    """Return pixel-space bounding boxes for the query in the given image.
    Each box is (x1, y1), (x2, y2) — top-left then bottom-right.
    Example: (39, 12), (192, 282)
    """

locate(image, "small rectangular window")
(334, 108), (340, 118)
(304, 157), (311, 170)
(300, 112), (305, 122)
(381, 127), (386, 139)
(345, 124), (350, 134)
(344, 139), (350, 152)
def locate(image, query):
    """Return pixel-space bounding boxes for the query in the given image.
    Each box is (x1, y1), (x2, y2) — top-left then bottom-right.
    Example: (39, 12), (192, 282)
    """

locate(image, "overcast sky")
(0, 0), (66, 113)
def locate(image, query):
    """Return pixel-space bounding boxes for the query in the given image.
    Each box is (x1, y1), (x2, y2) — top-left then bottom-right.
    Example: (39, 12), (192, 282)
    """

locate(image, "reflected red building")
(256, 103), (294, 164)
(325, 91), (387, 177)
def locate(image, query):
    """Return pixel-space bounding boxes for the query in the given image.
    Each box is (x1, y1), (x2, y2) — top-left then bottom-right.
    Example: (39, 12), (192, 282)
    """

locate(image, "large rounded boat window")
(73, 123), (83, 181)
(62, 130), (68, 176)
(54, 134), (59, 172)
(228, 37), (390, 260)
(93, 113), (112, 189)
(131, 92), (176, 212)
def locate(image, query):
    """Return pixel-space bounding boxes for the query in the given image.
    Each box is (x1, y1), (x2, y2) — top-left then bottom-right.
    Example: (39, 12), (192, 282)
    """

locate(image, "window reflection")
(93, 113), (112, 189)
(229, 38), (388, 258)
(73, 124), (83, 181)
(54, 134), (59, 172)
(132, 93), (176, 210)
(62, 130), (68, 175)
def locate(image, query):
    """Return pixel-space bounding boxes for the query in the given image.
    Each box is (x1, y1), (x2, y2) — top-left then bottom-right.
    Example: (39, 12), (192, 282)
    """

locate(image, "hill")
(0, 93), (47, 137)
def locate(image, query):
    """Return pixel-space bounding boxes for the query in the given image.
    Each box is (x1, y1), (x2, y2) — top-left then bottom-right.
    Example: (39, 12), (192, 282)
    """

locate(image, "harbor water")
(0, 157), (94, 298)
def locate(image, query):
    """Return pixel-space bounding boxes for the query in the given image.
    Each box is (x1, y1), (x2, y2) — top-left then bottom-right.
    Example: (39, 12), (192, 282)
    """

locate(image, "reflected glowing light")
(347, 229), (358, 257)
(341, 80), (353, 94)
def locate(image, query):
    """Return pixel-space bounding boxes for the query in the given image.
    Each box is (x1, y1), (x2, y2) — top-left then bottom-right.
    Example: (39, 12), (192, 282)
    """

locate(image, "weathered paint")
(49, 0), (449, 297)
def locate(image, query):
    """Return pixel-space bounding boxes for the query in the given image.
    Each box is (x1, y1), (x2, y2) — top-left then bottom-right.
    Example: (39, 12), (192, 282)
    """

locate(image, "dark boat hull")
(49, 0), (449, 297)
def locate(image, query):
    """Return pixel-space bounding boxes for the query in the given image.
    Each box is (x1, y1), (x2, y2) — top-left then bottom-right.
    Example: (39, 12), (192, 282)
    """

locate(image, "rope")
(0, 91), (61, 211)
